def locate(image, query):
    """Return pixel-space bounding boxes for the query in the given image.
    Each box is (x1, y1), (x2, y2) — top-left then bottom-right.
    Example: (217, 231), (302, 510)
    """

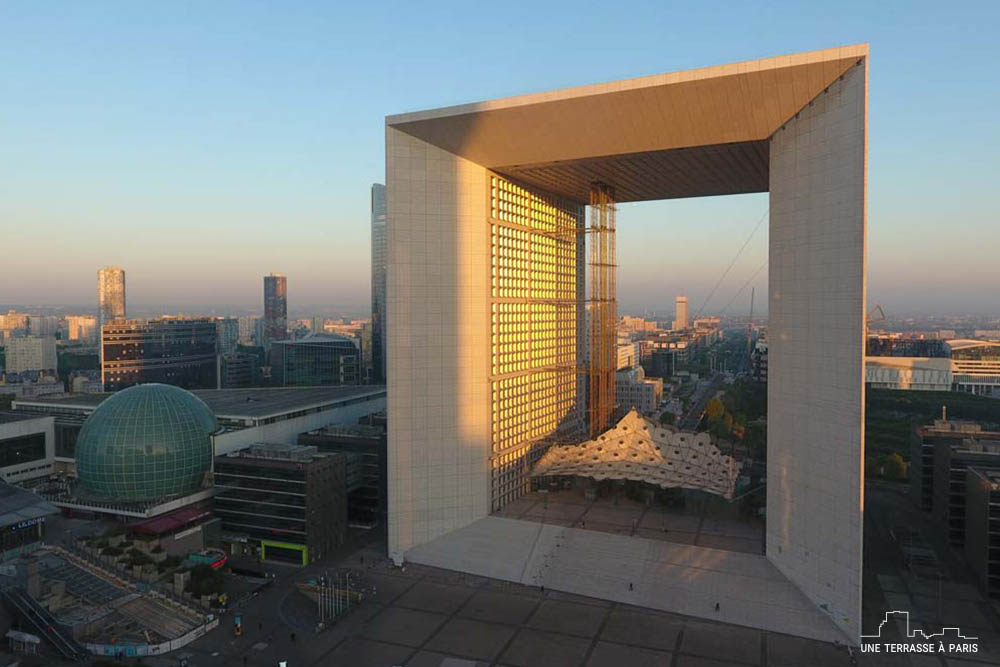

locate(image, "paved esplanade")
(405, 516), (843, 643)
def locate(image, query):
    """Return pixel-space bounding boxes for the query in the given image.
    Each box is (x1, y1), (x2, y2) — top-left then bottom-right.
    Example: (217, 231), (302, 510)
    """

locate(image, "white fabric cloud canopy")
(531, 409), (741, 499)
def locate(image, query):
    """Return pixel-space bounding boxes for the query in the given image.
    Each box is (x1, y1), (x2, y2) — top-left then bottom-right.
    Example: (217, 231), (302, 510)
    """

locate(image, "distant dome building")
(75, 384), (217, 501)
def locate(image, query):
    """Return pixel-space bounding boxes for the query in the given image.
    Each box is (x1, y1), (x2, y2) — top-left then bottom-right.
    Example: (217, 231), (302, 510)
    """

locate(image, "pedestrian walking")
(629, 582), (633, 591)
(714, 602), (720, 612)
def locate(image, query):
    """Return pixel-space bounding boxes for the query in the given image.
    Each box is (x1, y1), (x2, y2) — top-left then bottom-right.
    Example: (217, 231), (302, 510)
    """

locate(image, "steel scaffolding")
(588, 183), (617, 437)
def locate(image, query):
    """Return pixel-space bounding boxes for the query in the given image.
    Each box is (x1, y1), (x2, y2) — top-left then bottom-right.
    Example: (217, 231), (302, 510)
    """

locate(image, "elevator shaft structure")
(588, 183), (617, 437)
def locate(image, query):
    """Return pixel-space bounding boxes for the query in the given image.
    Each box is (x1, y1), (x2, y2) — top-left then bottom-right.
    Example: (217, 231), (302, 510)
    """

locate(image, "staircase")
(1, 586), (90, 661)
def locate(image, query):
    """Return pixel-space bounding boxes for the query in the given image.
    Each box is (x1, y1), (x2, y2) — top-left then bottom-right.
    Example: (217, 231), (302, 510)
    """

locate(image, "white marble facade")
(387, 45), (868, 642)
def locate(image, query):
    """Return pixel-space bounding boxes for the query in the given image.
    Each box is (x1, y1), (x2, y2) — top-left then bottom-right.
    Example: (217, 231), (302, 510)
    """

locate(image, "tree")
(884, 452), (907, 480)
(659, 412), (675, 426)
(710, 420), (730, 440)
(706, 397), (725, 422)
(744, 421), (766, 459)
(186, 564), (225, 596)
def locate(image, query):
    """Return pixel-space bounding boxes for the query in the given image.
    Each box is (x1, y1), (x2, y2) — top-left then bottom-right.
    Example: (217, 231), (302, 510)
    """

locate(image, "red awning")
(128, 507), (211, 536)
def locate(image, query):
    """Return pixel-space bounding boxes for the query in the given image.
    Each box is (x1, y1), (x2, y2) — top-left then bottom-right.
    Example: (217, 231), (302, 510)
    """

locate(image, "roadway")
(678, 372), (724, 430)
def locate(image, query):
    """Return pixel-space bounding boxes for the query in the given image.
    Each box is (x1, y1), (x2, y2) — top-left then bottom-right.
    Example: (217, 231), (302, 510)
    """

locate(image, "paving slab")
(499, 628), (593, 667)
(405, 651), (488, 667)
(362, 606), (448, 647)
(526, 599), (609, 637)
(674, 655), (747, 667)
(424, 617), (518, 661)
(367, 571), (420, 604)
(765, 633), (845, 666)
(545, 590), (613, 607)
(396, 580), (475, 615)
(459, 590), (539, 625)
(585, 640), (673, 667)
(680, 621), (761, 664)
(599, 607), (683, 651)
(317, 637), (413, 667)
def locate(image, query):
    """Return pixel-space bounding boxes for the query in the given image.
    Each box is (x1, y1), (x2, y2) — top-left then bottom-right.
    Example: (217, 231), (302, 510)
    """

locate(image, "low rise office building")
(0, 413), (55, 484)
(12, 385), (386, 474)
(910, 415), (1000, 545)
(214, 443), (347, 565)
(866, 338), (1000, 396)
(101, 317), (219, 391)
(0, 480), (58, 562)
(615, 366), (663, 416)
(965, 467), (1000, 599)
(299, 422), (386, 527)
(270, 332), (360, 386)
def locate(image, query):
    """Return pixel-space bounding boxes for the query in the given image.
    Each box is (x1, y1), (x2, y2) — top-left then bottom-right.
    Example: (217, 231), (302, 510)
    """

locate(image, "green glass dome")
(76, 383), (216, 501)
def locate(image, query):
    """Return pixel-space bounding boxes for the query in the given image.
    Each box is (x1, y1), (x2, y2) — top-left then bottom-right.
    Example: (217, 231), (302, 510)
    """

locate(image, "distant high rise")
(101, 318), (218, 391)
(5, 336), (57, 374)
(672, 296), (689, 331)
(97, 266), (126, 328)
(371, 183), (387, 383)
(65, 316), (98, 344)
(238, 315), (262, 345)
(263, 273), (287, 346)
(216, 317), (239, 356)
(27, 315), (59, 337)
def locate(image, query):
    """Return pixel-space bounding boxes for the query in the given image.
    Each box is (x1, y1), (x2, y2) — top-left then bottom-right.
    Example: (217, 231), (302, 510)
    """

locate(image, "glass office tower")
(263, 273), (287, 346)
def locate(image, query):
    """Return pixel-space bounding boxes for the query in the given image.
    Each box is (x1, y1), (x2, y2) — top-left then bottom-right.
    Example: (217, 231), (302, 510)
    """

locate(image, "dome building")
(75, 383), (216, 501)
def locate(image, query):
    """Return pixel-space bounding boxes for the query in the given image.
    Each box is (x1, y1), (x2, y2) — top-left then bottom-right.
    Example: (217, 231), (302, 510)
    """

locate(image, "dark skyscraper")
(371, 183), (387, 383)
(100, 318), (219, 391)
(263, 273), (287, 346)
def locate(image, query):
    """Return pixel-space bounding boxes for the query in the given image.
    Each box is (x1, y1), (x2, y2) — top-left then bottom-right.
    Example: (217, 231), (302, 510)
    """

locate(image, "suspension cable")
(693, 208), (768, 320)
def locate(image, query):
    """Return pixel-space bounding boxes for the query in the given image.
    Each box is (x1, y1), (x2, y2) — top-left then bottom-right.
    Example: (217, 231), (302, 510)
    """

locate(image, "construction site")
(0, 544), (214, 661)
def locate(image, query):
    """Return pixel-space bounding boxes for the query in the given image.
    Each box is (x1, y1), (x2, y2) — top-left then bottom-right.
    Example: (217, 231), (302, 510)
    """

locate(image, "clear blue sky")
(2, 0), (997, 317)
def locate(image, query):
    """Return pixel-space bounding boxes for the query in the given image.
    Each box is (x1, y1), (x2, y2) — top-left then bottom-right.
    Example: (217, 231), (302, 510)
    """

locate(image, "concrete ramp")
(405, 516), (846, 643)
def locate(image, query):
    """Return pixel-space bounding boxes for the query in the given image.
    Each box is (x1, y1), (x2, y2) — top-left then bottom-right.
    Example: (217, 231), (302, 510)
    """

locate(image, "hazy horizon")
(3, 2), (998, 316)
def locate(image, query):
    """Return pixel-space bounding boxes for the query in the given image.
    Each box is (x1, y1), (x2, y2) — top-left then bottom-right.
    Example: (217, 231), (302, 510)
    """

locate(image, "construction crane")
(866, 304), (886, 333)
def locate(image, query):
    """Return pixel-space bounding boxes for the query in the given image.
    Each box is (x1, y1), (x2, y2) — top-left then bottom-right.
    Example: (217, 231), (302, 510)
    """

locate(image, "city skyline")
(2, 1), (998, 315)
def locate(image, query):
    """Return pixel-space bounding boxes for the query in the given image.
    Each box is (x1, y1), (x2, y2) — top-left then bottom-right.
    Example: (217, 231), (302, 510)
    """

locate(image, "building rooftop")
(14, 385), (386, 421)
(274, 332), (355, 345)
(0, 411), (50, 425)
(218, 442), (327, 463)
(388, 44), (867, 203)
(0, 480), (59, 528)
(307, 423), (385, 438)
(946, 339), (1000, 351)
(920, 419), (1000, 440)
(127, 507), (213, 536)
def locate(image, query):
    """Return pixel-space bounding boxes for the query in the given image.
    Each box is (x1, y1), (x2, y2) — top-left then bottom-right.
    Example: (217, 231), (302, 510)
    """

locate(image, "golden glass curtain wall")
(489, 174), (584, 511)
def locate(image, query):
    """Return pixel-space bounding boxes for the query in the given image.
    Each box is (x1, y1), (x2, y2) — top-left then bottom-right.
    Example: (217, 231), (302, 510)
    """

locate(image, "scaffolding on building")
(587, 183), (617, 437)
